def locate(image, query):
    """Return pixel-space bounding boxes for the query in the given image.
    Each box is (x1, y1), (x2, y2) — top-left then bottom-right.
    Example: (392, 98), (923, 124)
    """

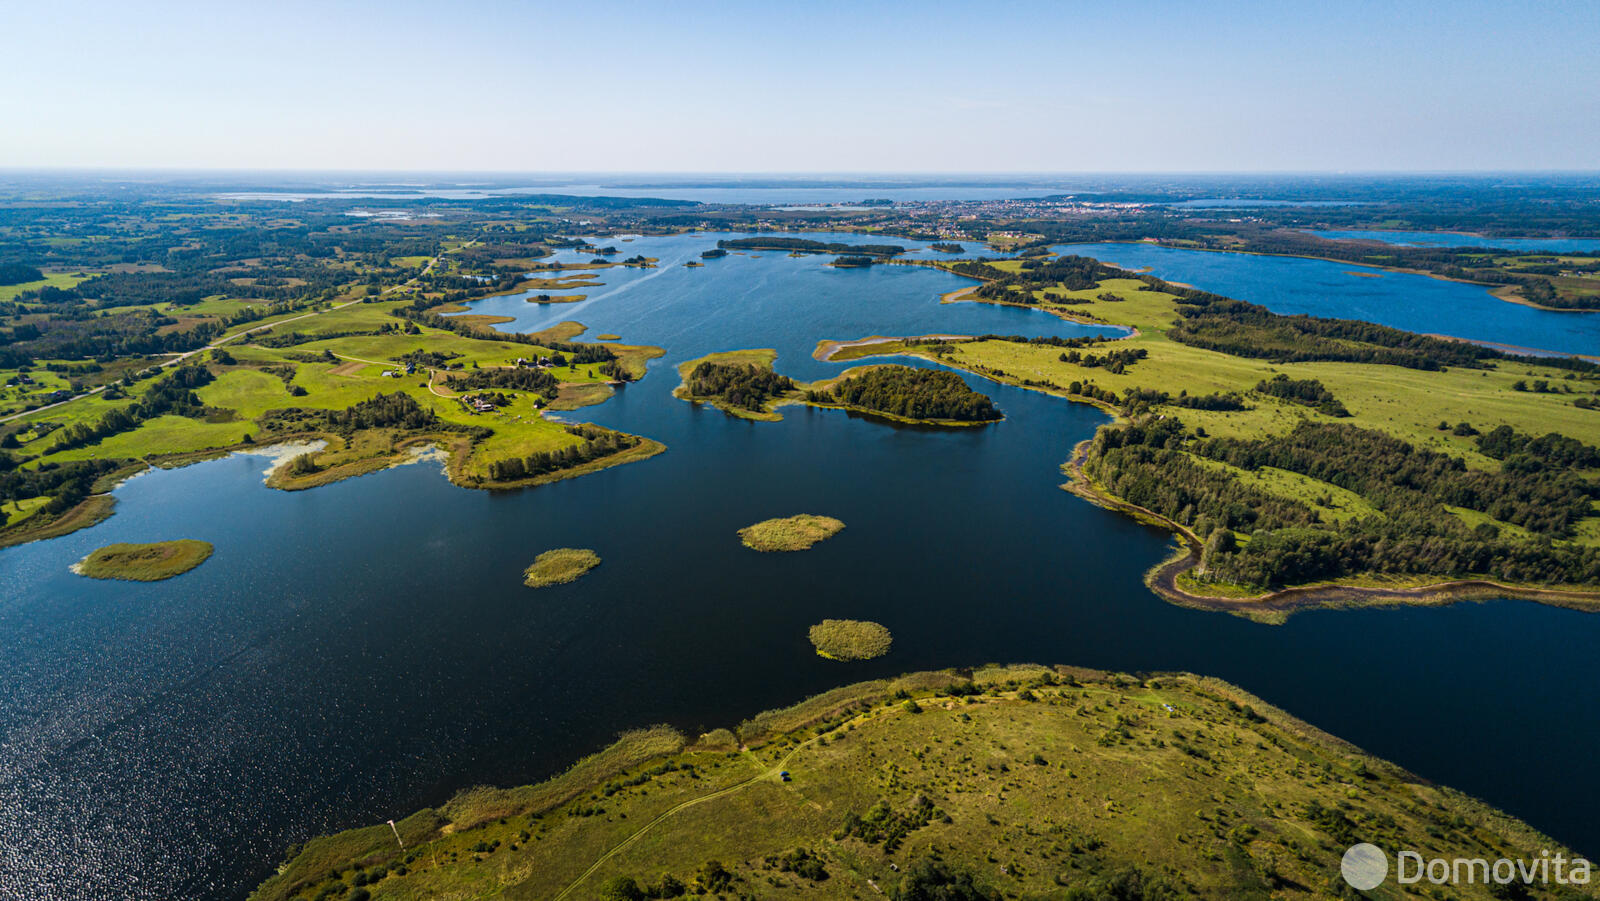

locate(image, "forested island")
(673, 353), (1002, 426)
(808, 365), (1002, 424)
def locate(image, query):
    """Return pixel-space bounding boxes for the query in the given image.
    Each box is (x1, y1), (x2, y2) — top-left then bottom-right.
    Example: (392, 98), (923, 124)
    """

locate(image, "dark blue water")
(1060, 241), (1600, 356)
(1310, 229), (1600, 253)
(3, 233), (1599, 900)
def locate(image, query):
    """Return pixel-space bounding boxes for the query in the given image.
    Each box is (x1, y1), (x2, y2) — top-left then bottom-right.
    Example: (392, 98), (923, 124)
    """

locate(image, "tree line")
(812, 365), (1000, 422)
(484, 426), (640, 482)
(685, 361), (796, 412)
(1083, 415), (1600, 588)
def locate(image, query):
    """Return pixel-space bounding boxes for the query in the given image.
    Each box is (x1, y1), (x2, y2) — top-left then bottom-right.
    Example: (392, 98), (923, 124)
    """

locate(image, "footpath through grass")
(251, 665), (1582, 901)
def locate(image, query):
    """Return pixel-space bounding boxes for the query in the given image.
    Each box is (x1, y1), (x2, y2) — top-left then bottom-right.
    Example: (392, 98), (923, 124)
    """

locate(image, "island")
(807, 618), (891, 659)
(250, 664), (1584, 901)
(738, 514), (845, 551)
(76, 539), (213, 581)
(673, 351), (1002, 427)
(522, 548), (601, 588)
(806, 364), (1001, 425)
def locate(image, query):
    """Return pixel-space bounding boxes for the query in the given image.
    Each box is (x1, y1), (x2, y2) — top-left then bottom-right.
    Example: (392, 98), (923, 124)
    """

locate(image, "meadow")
(250, 665), (1578, 901)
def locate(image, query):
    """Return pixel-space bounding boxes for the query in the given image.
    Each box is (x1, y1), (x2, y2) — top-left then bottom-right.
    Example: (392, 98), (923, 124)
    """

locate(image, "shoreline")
(1078, 237), (1600, 316)
(820, 292), (1600, 622)
(1056, 440), (1600, 623)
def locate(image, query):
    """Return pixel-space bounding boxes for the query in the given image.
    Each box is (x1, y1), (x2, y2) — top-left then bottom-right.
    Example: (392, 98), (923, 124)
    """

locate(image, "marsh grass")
(738, 514), (845, 552)
(808, 619), (893, 661)
(523, 547), (601, 587)
(76, 539), (212, 581)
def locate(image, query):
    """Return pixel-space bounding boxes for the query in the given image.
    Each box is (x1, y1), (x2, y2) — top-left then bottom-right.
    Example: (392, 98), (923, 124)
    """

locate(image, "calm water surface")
(1309, 229), (1600, 253)
(3, 233), (1598, 900)
(1060, 241), (1600, 356)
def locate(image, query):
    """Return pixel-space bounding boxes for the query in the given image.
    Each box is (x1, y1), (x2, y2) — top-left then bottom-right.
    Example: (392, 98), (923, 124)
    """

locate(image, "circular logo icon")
(1341, 843), (1388, 890)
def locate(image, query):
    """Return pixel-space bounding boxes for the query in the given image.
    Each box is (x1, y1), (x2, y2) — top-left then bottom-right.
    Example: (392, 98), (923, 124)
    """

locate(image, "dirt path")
(551, 706), (898, 900)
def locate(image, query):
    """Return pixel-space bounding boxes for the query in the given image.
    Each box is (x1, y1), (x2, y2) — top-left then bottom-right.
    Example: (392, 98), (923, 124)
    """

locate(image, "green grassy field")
(0, 271), (91, 302)
(251, 665), (1583, 901)
(2, 297), (669, 545)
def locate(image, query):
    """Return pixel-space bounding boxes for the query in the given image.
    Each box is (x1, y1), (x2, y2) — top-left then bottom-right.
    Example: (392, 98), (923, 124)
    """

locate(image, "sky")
(4, 0), (1598, 173)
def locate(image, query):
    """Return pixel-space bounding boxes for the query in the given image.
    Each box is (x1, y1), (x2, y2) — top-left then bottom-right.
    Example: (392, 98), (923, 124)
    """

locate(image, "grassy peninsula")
(251, 665), (1580, 901)
(523, 548), (601, 588)
(808, 619), (892, 660)
(833, 254), (1600, 617)
(76, 539), (213, 581)
(739, 514), (846, 551)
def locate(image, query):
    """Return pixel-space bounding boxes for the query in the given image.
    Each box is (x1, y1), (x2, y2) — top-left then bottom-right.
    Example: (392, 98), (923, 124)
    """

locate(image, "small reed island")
(76, 539), (214, 581)
(808, 619), (893, 660)
(523, 548), (601, 588)
(739, 514), (845, 552)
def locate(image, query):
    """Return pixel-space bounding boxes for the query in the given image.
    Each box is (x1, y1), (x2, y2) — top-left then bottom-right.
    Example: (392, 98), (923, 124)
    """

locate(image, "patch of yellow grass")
(523, 548), (601, 587)
(738, 514), (845, 551)
(77, 539), (213, 581)
(808, 619), (893, 660)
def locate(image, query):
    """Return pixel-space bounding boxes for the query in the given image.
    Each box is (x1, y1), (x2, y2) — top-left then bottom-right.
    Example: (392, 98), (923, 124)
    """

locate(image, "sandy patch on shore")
(247, 440), (330, 479)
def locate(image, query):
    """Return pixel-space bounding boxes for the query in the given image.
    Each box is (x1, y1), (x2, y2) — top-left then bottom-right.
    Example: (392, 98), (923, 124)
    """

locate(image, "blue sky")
(4, 0), (1597, 172)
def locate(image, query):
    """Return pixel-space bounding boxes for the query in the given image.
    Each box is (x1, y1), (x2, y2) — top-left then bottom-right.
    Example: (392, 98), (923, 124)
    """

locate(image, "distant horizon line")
(4, 166), (1600, 178)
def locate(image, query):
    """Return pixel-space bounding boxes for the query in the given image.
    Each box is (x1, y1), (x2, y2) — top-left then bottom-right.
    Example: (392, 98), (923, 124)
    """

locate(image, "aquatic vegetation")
(523, 548), (601, 588)
(77, 539), (213, 581)
(738, 514), (845, 552)
(808, 618), (892, 660)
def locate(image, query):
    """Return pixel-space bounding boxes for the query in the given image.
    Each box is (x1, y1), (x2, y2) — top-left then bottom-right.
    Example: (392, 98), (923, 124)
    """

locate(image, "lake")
(1058, 241), (1600, 356)
(2, 233), (1598, 900)
(1309, 229), (1600, 253)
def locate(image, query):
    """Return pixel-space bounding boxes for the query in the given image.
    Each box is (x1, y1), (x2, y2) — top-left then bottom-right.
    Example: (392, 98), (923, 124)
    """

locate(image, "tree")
(600, 875), (643, 901)
(1202, 528), (1236, 572)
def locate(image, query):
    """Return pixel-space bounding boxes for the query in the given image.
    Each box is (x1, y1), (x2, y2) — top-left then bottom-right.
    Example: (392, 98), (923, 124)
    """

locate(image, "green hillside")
(251, 666), (1588, 901)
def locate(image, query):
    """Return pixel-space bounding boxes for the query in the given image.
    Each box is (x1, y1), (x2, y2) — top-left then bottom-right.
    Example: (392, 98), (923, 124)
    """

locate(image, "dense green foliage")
(0, 456), (121, 523)
(685, 361), (796, 411)
(815, 365), (1000, 422)
(1086, 416), (1600, 587)
(1254, 374), (1349, 416)
(0, 262), (43, 285)
(1166, 293), (1502, 370)
(1476, 424), (1600, 468)
(444, 366), (559, 399)
(953, 255), (1123, 300)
